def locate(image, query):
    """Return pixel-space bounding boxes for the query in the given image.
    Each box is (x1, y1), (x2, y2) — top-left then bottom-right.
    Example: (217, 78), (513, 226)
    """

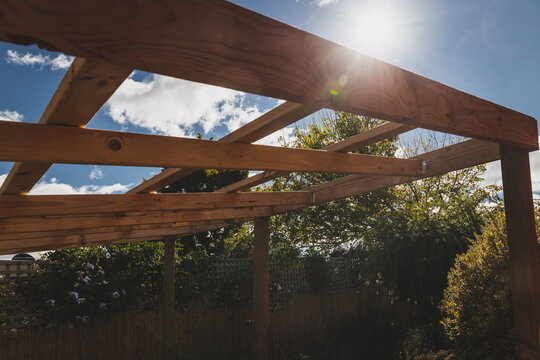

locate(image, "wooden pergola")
(0, 1), (538, 359)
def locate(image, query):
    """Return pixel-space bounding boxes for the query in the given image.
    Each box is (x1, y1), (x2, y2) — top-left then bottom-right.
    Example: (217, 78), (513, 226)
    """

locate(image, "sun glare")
(349, 3), (408, 59)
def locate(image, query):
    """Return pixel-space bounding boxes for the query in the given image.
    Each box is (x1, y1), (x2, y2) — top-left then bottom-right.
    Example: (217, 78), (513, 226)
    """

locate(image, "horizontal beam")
(217, 122), (413, 192)
(0, 140), (500, 254)
(0, 58), (132, 195)
(0, 0), (536, 149)
(0, 206), (275, 234)
(0, 218), (240, 255)
(0, 192), (312, 218)
(275, 139), (501, 213)
(175, 139), (502, 238)
(129, 101), (320, 193)
(0, 219), (243, 254)
(0, 121), (422, 176)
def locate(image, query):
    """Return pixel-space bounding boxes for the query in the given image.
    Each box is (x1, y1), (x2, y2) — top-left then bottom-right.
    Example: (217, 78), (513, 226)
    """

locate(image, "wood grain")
(0, 58), (132, 195)
(0, 192), (311, 218)
(0, 121), (421, 176)
(0, 0), (536, 148)
(500, 145), (540, 359)
(0, 207), (275, 234)
(128, 102), (320, 193)
(253, 216), (270, 360)
(217, 122), (413, 193)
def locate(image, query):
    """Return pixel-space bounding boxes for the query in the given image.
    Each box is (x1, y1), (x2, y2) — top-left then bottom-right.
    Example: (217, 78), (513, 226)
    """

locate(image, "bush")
(440, 204), (540, 359)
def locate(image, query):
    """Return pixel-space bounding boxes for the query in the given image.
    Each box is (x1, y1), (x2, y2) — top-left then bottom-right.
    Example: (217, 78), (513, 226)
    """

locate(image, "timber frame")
(0, 1), (538, 359)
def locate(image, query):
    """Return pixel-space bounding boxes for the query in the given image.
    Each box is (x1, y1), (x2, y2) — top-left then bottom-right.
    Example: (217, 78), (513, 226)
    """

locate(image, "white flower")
(112, 291), (120, 299)
(97, 269), (105, 275)
(76, 297), (86, 304)
(68, 291), (79, 300)
(82, 315), (89, 322)
(85, 263), (94, 270)
(99, 303), (107, 310)
(83, 276), (91, 283)
(45, 299), (56, 307)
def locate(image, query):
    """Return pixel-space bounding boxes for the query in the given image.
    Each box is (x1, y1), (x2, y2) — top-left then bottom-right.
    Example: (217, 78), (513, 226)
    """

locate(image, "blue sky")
(0, 0), (539, 199)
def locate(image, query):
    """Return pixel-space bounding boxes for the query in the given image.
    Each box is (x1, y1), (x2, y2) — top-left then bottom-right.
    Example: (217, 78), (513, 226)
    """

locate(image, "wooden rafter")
(217, 122), (414, 193)
(0, 58), (132, 195)
(0, 121), (422, 176)
(0, 0), (536, 149)
(0, 192), (312, 218)
(129, 101), (320, 194)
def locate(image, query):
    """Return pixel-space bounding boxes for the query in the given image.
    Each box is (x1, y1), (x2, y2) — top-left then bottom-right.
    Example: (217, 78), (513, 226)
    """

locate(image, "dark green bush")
(440, 204), (540, 359)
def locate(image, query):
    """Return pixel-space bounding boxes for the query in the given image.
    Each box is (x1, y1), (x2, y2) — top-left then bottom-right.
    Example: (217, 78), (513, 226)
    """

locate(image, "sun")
(349, 3), (407, 59)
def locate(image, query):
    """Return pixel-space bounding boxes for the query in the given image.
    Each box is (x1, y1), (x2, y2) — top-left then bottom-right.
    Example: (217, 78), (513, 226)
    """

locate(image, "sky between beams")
(0, 0), (539, 198)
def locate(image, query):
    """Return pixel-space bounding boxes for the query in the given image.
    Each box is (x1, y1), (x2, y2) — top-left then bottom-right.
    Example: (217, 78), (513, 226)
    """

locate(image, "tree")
(268, 111), (398, 254)
(261, 112), (499, 304)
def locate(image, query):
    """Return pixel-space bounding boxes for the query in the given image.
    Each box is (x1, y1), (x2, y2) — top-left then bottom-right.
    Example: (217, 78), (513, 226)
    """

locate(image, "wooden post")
(500, 145), (540, 359)
(162, 235), (176, 360)
(253, 217), (270, 360)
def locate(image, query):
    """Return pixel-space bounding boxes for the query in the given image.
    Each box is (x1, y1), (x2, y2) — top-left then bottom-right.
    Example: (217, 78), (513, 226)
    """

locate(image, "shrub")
(440, 204), (540, 359)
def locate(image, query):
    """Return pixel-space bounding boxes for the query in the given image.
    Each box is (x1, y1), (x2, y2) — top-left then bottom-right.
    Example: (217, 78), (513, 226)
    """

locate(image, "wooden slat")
(217, 122), (413, 193)
(0, 207), (275, 234)
(0, 192), (312, 218)
(0, 121), (422, 176)
(0, 219), (243, 243)
(0, 220), (244, 254)
(0, 0), (536, 149)
(0, 58), (132, 195)
(500, 145), (540, 359)
(129, 102), (320, 193)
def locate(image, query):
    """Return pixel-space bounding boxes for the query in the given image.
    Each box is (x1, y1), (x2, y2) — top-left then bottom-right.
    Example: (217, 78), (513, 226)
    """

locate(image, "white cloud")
(106, 73), (263, 137)
(89, 166), (104, 180)
(25, 177), (130, 195)
(0, 109), (23, 122)
(0, 174), (6, 187)
(6, 50), (73, 70)
(254, 127), (295, 147)
(314, 0), (338, 6)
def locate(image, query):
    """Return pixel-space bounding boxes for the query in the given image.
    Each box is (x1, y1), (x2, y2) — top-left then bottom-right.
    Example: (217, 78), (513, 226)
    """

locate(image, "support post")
(162, 235), (176, 360)
(253, 217), (270, 360)
(500, 145), (540, 359)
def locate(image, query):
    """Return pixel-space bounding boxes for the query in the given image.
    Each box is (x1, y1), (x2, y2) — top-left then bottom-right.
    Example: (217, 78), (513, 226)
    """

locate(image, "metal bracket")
(419, 160), (430, 174)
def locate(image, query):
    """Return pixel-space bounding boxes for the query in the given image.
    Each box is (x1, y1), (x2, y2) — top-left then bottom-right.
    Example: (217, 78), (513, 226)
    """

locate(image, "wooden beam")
(500, 145), (540, 359)
(0, 192), (312, 218)
(253, 216), (270, 360)
(0, 220), (241, 255)
(0, 121), (422, 176)
(0, 207), (275, 234)
(0, 139), (501, 254)
(217, 122), (413, 193)
(0, 0), (536, 149)
(128, 102), (320, 193)
(0, 58), (132, 195)
(307, 139), (501, 206)
(162, 235), (176, 360)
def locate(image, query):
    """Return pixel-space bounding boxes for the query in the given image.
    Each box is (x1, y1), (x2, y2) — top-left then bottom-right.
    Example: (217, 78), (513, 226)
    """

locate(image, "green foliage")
(440, 204), (540, 359)
(268, 112), (397, 253)
(16, 242), (164, 325)
(303, 254), (332, 293)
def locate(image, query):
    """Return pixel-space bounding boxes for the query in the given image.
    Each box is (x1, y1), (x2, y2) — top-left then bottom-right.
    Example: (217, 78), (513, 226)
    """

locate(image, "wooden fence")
(0, 288), (422, 360)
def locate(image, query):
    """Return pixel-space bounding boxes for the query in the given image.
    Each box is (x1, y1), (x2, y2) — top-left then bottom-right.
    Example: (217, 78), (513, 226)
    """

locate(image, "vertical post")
(163, 235), (176, 360)
(500, 145), (540, 359)
(253, 217), (270, 360)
